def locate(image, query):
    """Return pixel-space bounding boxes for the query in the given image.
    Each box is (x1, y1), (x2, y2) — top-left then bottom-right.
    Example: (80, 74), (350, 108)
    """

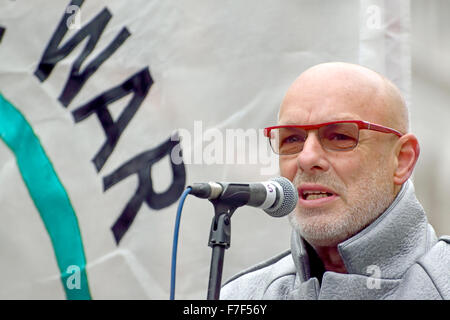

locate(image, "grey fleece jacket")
(220, 180), (450, 300)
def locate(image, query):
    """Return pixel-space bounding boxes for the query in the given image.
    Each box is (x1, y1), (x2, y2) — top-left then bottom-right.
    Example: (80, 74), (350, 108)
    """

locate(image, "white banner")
(0, 0), (410, 299)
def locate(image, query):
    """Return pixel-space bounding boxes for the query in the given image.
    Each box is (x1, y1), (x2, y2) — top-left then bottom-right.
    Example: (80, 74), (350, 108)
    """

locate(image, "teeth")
(306, 194), (329, 200)
(303, 191), (332, 200)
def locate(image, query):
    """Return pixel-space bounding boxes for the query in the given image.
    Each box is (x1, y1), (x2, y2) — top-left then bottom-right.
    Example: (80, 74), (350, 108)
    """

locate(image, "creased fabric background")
(0, 0), (446, 300)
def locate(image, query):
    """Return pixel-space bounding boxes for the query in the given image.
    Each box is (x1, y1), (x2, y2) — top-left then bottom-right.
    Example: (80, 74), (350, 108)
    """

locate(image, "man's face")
(279, 69), (398, 247)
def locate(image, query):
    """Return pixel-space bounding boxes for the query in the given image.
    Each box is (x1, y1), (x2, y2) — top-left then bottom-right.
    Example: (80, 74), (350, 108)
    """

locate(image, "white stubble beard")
(288, 159), (395, 247)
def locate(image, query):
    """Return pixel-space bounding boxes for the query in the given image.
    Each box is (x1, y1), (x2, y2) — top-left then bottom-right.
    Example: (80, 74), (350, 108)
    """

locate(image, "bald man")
(220, 62), (450, 300)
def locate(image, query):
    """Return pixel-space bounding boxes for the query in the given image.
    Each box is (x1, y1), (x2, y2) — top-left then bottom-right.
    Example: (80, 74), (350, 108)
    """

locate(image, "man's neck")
(312, 245), (348, 273)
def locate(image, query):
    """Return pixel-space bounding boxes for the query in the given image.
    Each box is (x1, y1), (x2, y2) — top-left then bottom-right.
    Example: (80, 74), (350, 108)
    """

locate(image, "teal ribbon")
(0, 93), (91, 300)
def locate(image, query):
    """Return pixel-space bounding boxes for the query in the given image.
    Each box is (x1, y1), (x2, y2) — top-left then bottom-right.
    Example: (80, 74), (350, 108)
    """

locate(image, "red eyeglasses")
(264, 120), (403, 155)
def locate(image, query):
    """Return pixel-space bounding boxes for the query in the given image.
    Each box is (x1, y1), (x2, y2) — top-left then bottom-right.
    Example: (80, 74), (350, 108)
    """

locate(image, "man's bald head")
(279, 62), (409, 134)
(278, 62), (419, 248)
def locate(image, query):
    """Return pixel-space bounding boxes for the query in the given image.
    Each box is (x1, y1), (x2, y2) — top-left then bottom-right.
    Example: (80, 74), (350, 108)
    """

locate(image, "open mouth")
(298, 185), (339, 207)
(301, 191), (334, 200)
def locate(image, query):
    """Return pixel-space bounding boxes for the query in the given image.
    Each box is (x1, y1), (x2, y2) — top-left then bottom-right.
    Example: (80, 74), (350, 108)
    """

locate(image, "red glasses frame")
(264, 120), (404, 138)
(264, 120), (404, 153)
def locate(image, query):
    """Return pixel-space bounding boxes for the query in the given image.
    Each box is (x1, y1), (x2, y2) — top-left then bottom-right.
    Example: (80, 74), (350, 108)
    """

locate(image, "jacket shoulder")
(416, 236), (450, 299)
(220, 249), (296, 300)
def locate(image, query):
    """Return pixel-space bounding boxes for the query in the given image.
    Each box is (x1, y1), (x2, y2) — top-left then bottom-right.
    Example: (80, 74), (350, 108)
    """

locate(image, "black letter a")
(72, 68), (153, 172)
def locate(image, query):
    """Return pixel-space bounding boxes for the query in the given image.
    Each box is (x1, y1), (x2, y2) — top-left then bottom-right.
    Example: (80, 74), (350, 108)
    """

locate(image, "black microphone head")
(263, 177), (298, 217)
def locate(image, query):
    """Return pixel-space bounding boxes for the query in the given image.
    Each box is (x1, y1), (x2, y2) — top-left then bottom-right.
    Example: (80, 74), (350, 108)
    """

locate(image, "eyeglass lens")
(270, 122), (359, 154)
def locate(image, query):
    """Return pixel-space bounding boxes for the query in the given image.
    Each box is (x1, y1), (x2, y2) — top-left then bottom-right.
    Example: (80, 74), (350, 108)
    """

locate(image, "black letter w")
(34, 0), (130, 107)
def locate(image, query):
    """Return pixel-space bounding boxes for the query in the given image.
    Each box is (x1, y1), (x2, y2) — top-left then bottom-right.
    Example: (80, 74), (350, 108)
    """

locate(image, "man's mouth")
(298, 184), (339, 207)
(301, 191), (334, 200)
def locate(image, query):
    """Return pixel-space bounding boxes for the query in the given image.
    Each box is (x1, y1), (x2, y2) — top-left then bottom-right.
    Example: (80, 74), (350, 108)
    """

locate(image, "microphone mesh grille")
(264, 177), (298, 217)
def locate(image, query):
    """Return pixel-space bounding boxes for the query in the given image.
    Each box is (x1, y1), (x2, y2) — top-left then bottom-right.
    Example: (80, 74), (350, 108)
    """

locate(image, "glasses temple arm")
(361, 121), (403, 137)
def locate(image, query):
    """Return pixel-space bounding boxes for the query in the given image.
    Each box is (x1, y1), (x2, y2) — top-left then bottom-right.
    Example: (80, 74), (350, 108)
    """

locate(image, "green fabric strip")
(0, 93), (91, 300)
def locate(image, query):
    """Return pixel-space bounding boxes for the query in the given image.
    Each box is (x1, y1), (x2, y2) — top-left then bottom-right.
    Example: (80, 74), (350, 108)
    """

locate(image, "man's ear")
(393, 133), (420, 185)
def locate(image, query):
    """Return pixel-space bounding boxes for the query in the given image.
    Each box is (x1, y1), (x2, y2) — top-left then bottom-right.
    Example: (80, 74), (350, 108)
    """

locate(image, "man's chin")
(288, 211), (358, 247)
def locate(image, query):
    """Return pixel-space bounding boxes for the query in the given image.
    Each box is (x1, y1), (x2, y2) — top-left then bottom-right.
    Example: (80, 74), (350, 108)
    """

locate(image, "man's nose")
(296, 131), (330, 174)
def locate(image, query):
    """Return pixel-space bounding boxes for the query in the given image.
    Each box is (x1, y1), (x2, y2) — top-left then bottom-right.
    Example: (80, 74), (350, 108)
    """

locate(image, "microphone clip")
(206, 190), (249, 300)
(207, 185), (250, 248)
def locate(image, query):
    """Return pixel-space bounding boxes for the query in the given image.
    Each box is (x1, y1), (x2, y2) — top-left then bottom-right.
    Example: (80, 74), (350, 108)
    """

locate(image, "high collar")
(291, 179), (438, 281)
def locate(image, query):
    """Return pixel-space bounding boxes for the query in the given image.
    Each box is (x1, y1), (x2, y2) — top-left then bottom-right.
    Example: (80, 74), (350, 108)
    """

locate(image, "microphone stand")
(206, 187), (249, 300)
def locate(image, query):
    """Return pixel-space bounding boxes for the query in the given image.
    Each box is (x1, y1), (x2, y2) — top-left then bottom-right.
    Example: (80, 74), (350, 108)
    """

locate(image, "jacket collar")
(291, 179), (438, 280)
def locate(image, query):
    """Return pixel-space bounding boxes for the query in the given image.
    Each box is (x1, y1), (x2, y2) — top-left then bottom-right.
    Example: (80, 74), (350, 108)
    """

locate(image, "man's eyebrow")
(325, 115), (362, 122)
(280, 114), (362, 125)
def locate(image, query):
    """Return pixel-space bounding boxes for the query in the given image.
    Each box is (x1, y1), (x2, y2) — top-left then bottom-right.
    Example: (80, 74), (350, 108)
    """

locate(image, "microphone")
(188, 177), (298, 217)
